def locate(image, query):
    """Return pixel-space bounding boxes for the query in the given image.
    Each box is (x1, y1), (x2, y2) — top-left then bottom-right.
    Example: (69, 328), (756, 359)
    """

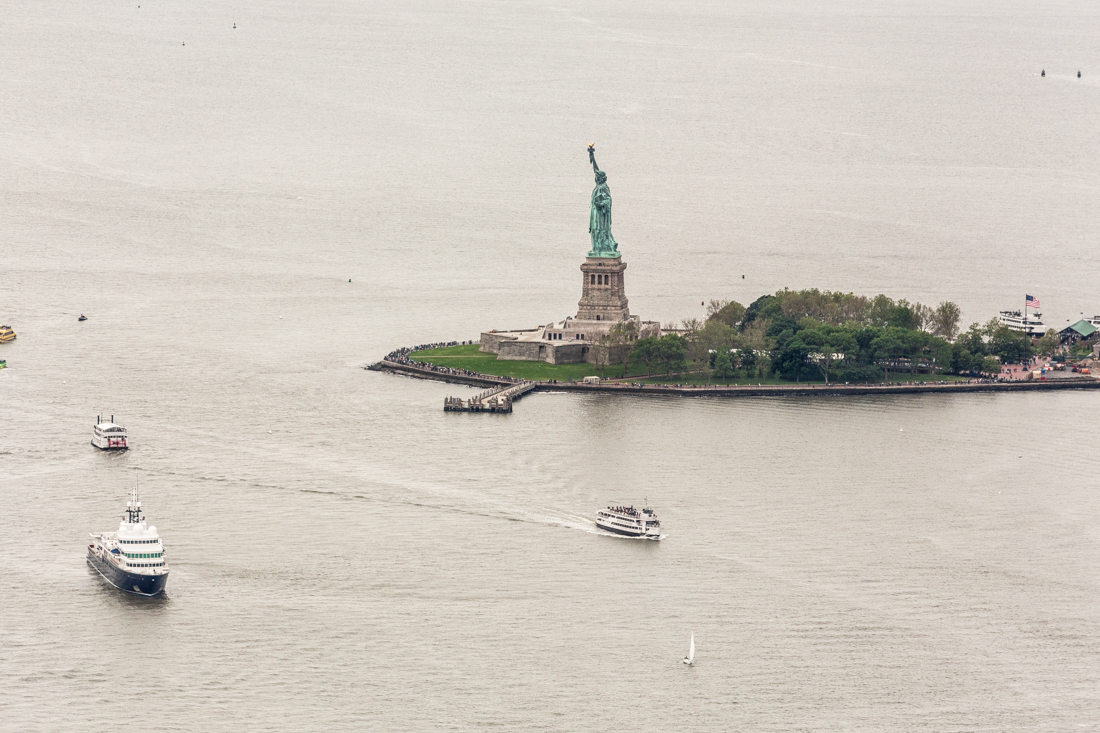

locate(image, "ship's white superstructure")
(595, 503), (661, 539)
(92, 415), (128, 450)
(997, 310), (1046, 337)
(87, 489), (168, 596)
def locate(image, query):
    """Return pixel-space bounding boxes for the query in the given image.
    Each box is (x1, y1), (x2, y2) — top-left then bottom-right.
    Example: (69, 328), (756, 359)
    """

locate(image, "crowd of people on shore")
(382, 342), (519, 383)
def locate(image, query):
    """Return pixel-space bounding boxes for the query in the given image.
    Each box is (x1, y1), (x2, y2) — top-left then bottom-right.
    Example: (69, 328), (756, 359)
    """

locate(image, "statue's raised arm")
(586, 144), (618, 257)
(588, 144), (601, 175)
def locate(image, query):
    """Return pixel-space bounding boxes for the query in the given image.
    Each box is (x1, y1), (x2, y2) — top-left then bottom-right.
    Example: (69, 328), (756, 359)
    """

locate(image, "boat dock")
(443, 381), (537, 413)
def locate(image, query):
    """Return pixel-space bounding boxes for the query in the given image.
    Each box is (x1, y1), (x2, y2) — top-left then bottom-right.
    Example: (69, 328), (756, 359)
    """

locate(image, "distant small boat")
(93, 415), (128, 450)
(0, 325), (14, 342)
(78, 314), (87, 321)
(682, 632), (695, 665)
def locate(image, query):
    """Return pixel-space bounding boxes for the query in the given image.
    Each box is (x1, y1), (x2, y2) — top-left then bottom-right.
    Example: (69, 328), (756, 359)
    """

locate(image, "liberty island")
(370, 149), (1099, 402)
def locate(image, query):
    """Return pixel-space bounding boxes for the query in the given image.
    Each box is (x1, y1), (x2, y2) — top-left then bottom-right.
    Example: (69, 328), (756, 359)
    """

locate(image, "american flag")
(1026, 294), (1040, 308)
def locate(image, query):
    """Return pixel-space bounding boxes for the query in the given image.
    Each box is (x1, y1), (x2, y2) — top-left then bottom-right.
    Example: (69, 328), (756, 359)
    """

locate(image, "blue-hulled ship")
(87, 488), (169, 596)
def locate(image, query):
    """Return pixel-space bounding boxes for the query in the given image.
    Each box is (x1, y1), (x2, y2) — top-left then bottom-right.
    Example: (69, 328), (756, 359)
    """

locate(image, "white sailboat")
(682, 632), (695, 665)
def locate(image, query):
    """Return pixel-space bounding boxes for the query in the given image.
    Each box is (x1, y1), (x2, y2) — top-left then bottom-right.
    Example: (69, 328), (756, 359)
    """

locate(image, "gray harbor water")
(2, 1), (1099, 730)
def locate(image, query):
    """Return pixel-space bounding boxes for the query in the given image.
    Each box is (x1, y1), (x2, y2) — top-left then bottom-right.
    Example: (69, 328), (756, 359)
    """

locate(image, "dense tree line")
(622, 288), (1038, 383)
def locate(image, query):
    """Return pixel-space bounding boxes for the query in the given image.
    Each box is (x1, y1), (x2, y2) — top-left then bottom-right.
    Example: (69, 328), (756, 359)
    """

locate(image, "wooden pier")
(444, 381), (537, 413)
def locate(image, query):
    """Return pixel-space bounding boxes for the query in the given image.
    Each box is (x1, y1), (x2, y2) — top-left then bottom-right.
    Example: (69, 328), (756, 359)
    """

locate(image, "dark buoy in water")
(1078, 70), (1082, 78)
(1041, 69), (1045, 77)
(233, 23), (236, 29)
(348, 279), (351, 283)
(742, 274), (745, 279)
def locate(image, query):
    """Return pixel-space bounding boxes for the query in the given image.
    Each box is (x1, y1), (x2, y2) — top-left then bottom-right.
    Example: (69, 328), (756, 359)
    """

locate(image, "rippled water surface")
(2, 1), (1099, 731)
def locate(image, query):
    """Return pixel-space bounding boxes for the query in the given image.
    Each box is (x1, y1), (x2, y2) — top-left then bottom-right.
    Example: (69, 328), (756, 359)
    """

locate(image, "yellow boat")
(0, 325), (15, 343)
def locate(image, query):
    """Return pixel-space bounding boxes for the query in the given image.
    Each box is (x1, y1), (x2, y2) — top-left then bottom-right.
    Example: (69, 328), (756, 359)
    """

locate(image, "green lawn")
(409, 344), (625, 381)
(408, 345), (967, 385)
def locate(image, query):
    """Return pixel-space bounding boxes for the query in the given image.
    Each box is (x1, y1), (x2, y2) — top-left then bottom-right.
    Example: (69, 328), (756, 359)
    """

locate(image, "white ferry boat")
(997, 310), (1046, 337)
(87, 488), (169, 596)
(596, 503), (661, 539)
(92, 415), (128, 450)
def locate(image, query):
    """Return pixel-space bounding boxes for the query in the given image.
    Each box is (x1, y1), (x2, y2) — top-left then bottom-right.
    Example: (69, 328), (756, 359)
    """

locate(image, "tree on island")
(657, 334), (689, 377)
(712, 349), (735, 381)
(929, 301), (962, 341)
(771, 324), (813, 382)
(628, 336), (660, 376)
(801, 324), (857, 384)
(706, 299), (746, 327)
(737, 345), (758, 377)
(592, 319), (639, 376)
(1035, 329), (1059, 359)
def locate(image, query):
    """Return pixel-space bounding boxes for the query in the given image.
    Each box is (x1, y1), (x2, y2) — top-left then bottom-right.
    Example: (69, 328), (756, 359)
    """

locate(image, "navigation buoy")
(1078, 70), (1082, 78)
(1041, 69), (1045, 77)
(233, 23), (236, 29)
(348, 279), (351, 282)
(741, 274), (745, 279)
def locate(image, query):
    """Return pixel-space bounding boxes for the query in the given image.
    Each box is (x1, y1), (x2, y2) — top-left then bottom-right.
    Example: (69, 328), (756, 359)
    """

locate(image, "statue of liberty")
(587, 144), (619, 257)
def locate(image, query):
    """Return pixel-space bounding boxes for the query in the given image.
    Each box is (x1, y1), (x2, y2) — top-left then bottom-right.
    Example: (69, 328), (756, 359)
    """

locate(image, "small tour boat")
(87, 488), (169, 596)
(92, 415), (128, 450)
(0, 324), (15, 342)
(595, 501), (661, 539)
(682, 632), (695, 665)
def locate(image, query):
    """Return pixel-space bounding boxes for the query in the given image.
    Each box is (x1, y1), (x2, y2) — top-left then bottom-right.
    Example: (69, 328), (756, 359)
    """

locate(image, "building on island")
(1059, 319), (1098, 347)
(480, 147), (660, 365)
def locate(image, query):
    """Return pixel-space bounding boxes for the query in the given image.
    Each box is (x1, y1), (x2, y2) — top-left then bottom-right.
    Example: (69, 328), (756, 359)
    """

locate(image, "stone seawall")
(531, 379), (1100, 398)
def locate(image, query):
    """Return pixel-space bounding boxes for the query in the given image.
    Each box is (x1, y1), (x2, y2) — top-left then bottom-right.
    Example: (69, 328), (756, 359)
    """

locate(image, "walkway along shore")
(368, 358), (1100, 399)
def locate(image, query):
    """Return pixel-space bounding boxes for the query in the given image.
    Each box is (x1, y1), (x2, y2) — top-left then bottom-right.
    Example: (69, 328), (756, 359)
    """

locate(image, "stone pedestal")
(577, 256), (629, 322)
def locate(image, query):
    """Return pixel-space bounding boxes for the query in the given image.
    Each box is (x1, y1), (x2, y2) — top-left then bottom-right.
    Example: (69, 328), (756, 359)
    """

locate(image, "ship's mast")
(125, 487), (143, 524)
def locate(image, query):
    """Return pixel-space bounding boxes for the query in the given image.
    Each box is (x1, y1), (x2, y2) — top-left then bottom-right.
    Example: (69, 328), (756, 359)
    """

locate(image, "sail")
(688, 632), (695, 663)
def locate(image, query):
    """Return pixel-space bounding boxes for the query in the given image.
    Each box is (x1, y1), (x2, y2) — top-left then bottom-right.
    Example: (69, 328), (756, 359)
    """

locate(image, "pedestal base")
(577, 257), (629, 322)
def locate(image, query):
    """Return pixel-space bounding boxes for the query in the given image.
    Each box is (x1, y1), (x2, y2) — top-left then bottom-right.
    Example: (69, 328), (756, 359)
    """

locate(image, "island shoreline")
(368, 359), (1100, 398)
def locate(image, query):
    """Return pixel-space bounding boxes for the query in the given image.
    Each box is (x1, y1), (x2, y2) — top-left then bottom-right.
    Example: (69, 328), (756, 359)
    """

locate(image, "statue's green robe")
(589, 183), (618, 255)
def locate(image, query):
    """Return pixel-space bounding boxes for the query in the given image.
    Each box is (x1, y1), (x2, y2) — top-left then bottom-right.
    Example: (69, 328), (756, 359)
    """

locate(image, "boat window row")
(129, 562), (164, 568)
(123, 551), (163, 559)
(121, 539), (159, 544)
